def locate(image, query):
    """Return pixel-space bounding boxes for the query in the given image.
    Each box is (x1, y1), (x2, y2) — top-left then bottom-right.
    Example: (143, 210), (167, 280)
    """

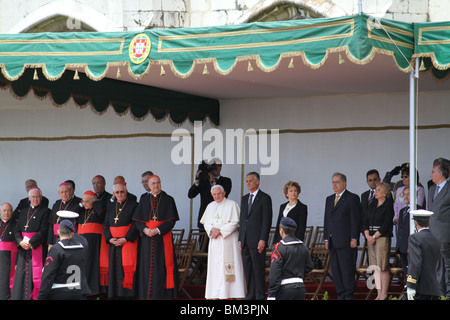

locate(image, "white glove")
(407, 287), (416, 300)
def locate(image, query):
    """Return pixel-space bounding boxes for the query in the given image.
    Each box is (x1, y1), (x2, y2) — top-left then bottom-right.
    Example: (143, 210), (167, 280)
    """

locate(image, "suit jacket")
(407, 229), (440, 296)
(273, 200), (308, 244)
(428, 181), (450, 243)
(239, 189), (273, 248)
(324, 190), (361, 248)
(360, 189), (375, 232)
(396, 204), (423, 254)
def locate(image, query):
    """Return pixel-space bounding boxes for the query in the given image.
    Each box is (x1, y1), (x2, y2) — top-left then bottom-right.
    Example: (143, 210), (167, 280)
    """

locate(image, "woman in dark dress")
(273, 181), (308, 245)
(363, 182), (394, 300)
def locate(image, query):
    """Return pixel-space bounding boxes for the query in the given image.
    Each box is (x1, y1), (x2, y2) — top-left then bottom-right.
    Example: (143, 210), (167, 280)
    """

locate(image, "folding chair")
(388, 247), (405, 299)
(304, 226), (332, 300)
(303, 226), (314, 249)
(175, 240), (196, 299)
(186, 229), (208, 284)
(172, 229), (185, 246)
(354, 241), (375, 299)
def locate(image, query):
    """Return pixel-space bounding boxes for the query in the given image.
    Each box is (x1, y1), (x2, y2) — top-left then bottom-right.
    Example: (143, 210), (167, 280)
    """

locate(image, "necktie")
(368, 190), (374, 203)
(434, 185), (440, 200)
(403, 206), (410, 221)
(334, 194), (340, 207)
(248, 193), (254, 214)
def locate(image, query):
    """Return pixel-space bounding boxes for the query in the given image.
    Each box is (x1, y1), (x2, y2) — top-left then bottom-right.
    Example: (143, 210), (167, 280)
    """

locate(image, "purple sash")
(22, 232), (43, 300)
(0, 241), (17, 293)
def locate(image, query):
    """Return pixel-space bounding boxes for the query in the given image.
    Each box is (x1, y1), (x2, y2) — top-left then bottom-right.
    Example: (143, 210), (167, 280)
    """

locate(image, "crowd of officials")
(0, 157), (448, 300)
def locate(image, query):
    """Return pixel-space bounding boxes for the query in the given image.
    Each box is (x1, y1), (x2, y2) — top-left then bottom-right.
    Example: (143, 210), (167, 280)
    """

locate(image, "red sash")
(109, 225), (138, 289)
(77, 223), (109, 287)
(0, 241), (18, 293)
(22, 232), (43, 300)
(145, 220), (175, 289)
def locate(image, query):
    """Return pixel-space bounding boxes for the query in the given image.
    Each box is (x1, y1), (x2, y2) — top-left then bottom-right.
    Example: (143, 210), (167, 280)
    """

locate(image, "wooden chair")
(354, 241), (375, 299)
(388, 247), (405, 299)
(172, 229), (185, 246)
(304, 226), (332, 300)
(264, 227), (277, 286)
(175, 240), (196, 299)
(186, 229), (209, 284)
(308, 226), (325, 253)
(303, 225), (314, 249)
(266, 227), (277, 252)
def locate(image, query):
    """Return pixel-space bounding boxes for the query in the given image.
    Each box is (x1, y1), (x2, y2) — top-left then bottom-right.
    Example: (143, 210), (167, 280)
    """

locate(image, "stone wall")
(1, 0), (449, 33)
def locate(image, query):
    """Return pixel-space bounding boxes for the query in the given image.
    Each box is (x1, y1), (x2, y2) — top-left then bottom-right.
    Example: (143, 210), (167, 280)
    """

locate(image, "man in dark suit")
(396, 186), (423, 276)
(324, 172), (361, 300)
(188, 159), (232, 229)
(407, 210), (441, 300)
(428, 160), (450, 298)
(360, 170), (380, 217)
(239, 172), (272, 300)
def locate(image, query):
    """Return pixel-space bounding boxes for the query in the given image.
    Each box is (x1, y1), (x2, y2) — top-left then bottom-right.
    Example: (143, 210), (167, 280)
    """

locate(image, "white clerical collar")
(152, 191), (161, 197)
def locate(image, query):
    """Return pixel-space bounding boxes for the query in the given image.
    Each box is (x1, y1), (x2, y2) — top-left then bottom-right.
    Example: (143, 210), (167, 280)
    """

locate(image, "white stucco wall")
(1, 83), (449, 235)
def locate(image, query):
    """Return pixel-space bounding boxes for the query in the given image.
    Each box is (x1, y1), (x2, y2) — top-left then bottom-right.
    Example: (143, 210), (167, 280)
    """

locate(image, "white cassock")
(200, 198), (246, 299)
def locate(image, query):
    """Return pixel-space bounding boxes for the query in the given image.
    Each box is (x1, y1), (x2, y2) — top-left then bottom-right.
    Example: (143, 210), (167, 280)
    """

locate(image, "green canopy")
(0, 13), (415, 81)
(414, 20), (450, 79)
(2, 13), (448, 123)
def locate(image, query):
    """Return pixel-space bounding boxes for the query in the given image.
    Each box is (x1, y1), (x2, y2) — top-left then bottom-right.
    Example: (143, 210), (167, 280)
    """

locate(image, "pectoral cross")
(215, 213), (220, 223)
(152, 215), (157, 221)
(24, 224), (29, 231)
(114, 217), (119, 224)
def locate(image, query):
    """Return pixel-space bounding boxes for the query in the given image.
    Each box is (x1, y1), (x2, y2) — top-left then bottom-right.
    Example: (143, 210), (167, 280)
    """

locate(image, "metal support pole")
(409, 58), (419, 234)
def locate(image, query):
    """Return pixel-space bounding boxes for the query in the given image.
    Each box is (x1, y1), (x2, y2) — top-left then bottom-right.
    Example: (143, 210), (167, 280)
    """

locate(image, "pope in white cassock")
(200, 185), (246, 299)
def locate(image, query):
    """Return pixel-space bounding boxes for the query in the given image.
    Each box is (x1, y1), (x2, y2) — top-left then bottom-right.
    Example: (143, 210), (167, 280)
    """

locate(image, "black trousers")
(241, 245), (266, 300)
(47, 287), (82, 300)
(329, 239), (357, 300)
(276, 283), (306, 300)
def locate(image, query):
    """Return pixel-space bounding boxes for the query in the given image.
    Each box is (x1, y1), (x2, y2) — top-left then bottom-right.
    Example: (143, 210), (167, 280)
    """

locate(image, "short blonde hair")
(283, 181), (301, 198)
(376, 182), (391, 198)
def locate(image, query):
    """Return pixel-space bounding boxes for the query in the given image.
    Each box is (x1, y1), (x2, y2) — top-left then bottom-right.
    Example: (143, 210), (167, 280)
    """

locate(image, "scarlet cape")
(77, 203), (107, 296)
(104, 197), (139, 298)
(133, 191), (179, 299)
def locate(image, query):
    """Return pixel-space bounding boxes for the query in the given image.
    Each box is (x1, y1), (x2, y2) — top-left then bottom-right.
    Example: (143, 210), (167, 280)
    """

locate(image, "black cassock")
(0, 219), (17, 300)
(103, 197), (138, 298)
(12, 205), (51, 300)
(133, 191), (179, 300)
(48, 197), (82, 245)
(77, 202), (106, 296)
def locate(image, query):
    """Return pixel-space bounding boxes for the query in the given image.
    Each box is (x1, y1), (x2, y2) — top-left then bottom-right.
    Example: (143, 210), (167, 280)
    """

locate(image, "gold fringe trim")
(0, 45), (417, 84)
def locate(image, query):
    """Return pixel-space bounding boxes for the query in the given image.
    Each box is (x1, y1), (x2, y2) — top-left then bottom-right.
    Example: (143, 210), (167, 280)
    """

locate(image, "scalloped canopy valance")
(1, 13), (449, 123)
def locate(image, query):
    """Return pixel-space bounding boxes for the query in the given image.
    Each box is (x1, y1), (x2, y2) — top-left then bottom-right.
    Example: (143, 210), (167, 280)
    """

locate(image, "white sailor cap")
(57, 210), (79, 219)
(410, 209), (433, 219)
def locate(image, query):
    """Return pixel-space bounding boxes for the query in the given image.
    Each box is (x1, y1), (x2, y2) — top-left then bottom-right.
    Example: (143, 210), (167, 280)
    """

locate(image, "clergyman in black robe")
(48, 182), (82, 246)
(77, 190), (107, 298)
(0, 203), (17, 300)
(103, 182), (138, 299)
(133, 175), (179, 300)
(12, 187), (51, 300)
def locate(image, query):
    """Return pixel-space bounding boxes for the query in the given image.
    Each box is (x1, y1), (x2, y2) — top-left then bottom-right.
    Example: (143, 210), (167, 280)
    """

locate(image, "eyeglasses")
(401, 175), (409, 178)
